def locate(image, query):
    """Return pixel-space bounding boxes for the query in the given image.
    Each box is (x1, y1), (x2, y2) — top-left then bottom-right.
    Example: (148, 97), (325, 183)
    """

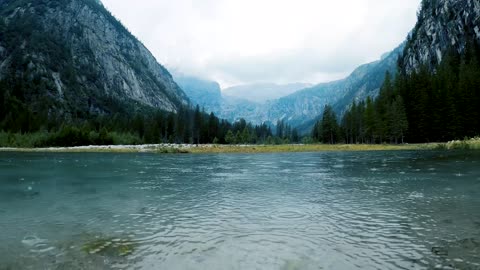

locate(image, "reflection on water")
(1, 151), (480, 269)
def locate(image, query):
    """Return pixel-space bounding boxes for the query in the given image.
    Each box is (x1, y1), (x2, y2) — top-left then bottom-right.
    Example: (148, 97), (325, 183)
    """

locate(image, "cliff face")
(402, 0), (480, 73)
(0, 0), (189, 117)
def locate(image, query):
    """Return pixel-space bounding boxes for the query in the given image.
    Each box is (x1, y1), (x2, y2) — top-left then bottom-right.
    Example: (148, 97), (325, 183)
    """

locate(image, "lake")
(0, 151), (479, 269)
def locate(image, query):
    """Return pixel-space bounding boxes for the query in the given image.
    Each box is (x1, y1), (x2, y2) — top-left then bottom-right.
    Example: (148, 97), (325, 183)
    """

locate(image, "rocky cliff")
(402, 0), (480, 73)
(0, 0), (189, 118)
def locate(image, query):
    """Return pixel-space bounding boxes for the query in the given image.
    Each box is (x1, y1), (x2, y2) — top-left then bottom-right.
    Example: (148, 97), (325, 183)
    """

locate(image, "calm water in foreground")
(0, 151), (480, 270)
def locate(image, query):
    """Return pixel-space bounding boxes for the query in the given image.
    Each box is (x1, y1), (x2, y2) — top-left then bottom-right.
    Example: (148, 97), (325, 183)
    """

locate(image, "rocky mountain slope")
(180, 0), (480, 133)
(178, 45), (402, 131)
(223, 83), (311, 103)
(173, 74), (261, 124)
(0, 0), (189, 120)
(266, 44), (404, 130)
(174, 75), (222, 111)
(402, 0), (480, 73)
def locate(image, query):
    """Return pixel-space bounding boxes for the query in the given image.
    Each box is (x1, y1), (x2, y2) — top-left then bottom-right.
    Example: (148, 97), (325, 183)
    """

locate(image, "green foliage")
(225, 130), (235, 145)
(275, 120), (299, 144)
(301, 136), (314, 144)
(0, 0), (290, 147)
(436, 137), (480, 150)
(312, 105), (340, 144)
(329, 39), (480, 144)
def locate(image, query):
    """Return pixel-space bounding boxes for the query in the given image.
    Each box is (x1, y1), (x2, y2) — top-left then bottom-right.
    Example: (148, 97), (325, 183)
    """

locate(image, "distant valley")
(174, 43), (403, 133)
(222, 83), (312, 103)
(1, 0), (479, 145)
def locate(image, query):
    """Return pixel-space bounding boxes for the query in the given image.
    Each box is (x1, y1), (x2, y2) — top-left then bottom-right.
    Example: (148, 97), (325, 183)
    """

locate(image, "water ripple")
(0, 152), (479, 269)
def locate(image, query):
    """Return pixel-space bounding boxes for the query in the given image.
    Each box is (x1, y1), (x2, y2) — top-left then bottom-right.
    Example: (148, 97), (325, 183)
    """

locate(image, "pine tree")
(387, 96), (408, 143)
(225, 130), (235, 144)
(291, 128), (299, 143)
(364, 97), (377, 143)
(208, 112), (219, 143)
(276, 120), (284, 139)
(241, 127), (250, 144)
(458, 52), (480, 137)
(193, 105), (202, 144)
(320, 105), (339, 144)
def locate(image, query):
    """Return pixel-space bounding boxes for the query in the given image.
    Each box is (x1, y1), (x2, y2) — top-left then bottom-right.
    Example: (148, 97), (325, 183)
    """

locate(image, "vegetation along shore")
(1, 137), (479, 154)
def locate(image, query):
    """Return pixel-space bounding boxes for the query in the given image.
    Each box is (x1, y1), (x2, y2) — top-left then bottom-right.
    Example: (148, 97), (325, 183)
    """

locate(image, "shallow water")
(1, 151), (480, 270)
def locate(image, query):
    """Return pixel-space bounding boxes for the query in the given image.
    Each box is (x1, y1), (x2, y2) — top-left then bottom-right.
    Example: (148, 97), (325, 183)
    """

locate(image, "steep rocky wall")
(402, 0), (480, 73)
(0, 0), (189, 115)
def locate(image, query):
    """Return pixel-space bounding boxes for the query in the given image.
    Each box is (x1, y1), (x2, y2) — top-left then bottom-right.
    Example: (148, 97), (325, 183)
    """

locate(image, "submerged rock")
(432, 246), (449, 256)
(82, 236), (135, 257)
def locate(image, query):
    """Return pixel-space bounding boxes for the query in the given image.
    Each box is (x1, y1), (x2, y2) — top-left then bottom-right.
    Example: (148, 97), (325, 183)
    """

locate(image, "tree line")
(312, 40), (480, 144)
(0, 0), (301, 147)
(0, 79), (303, 147)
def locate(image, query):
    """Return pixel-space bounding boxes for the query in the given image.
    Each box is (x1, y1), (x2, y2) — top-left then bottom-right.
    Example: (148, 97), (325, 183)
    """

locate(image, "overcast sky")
(101, 0), (421, 88)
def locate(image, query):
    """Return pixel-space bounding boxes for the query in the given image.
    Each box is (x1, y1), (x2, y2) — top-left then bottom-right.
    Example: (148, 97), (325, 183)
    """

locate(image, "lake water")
(0, 151), (480, 270)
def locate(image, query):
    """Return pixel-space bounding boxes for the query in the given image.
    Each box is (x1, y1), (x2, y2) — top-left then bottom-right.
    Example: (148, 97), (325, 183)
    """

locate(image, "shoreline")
(0, 143), (434, 154)
(1, 138), (478, 154)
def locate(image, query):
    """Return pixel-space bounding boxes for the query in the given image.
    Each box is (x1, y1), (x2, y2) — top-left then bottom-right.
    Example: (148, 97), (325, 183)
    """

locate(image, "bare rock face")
(0, 0), (189, 117)
(264, 44), (403, 130)
(402, 0), (480, 73)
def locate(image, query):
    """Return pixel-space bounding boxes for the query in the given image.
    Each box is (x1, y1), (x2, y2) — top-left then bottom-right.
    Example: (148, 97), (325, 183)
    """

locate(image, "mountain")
(401, 0), (480, 74)
(173, 75), (222, 111)
(396, 0), (480, 142)
(0, 0), (189, 122)
(177, 45), (403, 132)
(172, 74), (262, 124)
(264, 44), (403, 132)
(272, 44), (404, 131)
(150, 0), (480, 137)
(223, 83), (311, 103)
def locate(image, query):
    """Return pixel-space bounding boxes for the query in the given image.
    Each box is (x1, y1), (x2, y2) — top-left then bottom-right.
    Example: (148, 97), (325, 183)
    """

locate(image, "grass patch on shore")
(434, 137), (480, 150)
(1, 138), (480, 154)
(187, 143), (426, 154)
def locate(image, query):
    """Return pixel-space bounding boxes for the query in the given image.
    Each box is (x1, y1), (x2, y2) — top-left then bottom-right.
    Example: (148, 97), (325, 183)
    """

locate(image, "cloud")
(101, 0), (421, 88)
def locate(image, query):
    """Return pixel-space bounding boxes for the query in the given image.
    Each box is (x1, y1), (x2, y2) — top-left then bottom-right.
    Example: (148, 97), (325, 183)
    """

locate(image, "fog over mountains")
(174, 44), (403, 133)
(222, 83), (312, 103)
(2, 0), (479, 137)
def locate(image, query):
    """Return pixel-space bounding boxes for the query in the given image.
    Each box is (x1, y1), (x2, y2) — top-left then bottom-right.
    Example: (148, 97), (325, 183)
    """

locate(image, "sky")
(101, 0), (421, 88)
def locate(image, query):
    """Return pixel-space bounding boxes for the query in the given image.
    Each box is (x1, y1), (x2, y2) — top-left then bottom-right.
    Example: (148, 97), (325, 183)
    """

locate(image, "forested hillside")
(0, 0), (192, 144)
(312, 0), (480, 144)
(0, 0), (283, 147)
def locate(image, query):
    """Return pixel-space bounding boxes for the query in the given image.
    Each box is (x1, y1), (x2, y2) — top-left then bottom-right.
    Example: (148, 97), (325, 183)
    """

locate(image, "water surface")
(1, 151), (480, 269)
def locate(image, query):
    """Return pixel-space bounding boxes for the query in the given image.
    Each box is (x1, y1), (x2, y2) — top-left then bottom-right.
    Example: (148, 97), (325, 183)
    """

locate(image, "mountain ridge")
(0, 0), (189, 122)
(177, 44), (403, 133)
